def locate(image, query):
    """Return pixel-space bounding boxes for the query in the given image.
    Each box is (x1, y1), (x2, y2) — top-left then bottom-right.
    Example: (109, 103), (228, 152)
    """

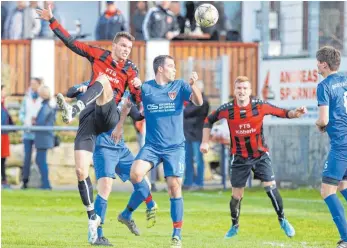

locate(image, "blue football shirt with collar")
(136, 79), (193, 177)
(317, 72), (347, 183)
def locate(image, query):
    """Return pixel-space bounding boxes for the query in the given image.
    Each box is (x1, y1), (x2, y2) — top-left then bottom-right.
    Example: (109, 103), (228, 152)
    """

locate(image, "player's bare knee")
(338, 180), (347, 192)
(232, 187), (244, 200)
(130, 170), (144, 184)
(321, 183), (338, 199)
(97, 178), (113, 199)
(75, 167), (88, 181)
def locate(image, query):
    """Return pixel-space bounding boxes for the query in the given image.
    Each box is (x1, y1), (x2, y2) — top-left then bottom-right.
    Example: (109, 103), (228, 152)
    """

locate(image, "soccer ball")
(194, 4), (219, 28)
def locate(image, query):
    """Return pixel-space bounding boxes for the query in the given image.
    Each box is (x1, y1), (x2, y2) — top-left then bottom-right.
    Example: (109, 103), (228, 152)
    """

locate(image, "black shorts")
(229, 152), (275, 188)
(74, 99), (120, 152)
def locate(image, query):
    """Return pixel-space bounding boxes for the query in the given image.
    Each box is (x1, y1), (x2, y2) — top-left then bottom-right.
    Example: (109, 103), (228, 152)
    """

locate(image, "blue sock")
(122, 179), (150, 220)
(170, 197), (183, 239)
(340, 188), (347, 202)
(97, 226), (103, 238)
(94, 194), (108, 238)
(324, 194), (347, 241)
(145, 194), (155, 209)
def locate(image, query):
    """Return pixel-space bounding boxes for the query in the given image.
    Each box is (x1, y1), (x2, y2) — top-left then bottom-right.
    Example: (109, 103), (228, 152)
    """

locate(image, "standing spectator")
(33, 86), (56, 190)
(1, 2), (8, 38)
(95, 1), (127, 41)
(39, 1), (63, 39)
(1, 85), (13, 189)
(132, 1), (147, 40)
(3, 1), (41, 39)
(183, 81), (210, 190)
(142, 1), (180, 40)
(20, 78), (43, 189)
(169, 1), (185, 35)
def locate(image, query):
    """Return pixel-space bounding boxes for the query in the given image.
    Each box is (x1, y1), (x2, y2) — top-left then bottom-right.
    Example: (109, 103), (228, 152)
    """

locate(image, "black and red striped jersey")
(49, 17), (141, 104)
(204, 98), (290, 158)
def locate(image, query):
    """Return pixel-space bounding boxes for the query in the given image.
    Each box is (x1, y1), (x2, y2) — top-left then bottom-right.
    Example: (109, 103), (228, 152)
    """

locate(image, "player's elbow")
(193, 98), (203, 107)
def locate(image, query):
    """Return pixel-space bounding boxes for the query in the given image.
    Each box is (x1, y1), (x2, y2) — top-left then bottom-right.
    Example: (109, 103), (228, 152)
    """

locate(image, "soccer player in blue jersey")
(67, 84), (158, 246)
(115, 55), (203, 248)
(316, 46), (347, 248)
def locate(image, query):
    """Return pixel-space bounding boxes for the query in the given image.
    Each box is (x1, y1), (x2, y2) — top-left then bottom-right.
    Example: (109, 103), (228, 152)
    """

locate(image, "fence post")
(220, 55), (230, 190)
(31, 39), (55, 95)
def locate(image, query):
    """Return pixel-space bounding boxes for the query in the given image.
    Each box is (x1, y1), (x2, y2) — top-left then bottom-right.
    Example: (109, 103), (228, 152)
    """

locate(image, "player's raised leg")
(57, 74), (112, 123)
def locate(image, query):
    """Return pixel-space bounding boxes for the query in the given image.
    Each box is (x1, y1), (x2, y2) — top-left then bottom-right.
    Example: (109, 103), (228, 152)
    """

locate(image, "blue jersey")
(317, 72), (347, 150)
(142, 79), (192, 148)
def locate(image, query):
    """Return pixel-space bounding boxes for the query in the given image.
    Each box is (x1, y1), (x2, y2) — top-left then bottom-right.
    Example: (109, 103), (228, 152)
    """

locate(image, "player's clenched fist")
(36, 4), (53, 21)
(132, 77), (142, 89)
(293, 106), (307, 118)
(200, 142), (209, 154)
(189, 72), (198, 86)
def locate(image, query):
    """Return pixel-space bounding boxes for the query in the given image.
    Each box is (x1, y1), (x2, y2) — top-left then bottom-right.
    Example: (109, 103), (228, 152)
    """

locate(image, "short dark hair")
(113, 32), (135, 44)
(316, 46), (341, 71)
(153, 55), (174, 75)
(31, 77), (43, 84)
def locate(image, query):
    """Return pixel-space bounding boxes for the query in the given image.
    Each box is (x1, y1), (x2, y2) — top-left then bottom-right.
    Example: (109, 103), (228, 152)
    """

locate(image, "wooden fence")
(1, 40), (31, 95)
(1, 40), (258, 98)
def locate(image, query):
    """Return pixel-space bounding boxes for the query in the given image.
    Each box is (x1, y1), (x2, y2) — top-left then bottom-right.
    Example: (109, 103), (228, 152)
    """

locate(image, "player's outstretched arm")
(36, 5), (100, 60)
(262, 101), (307, 119)
(189, 72), (203, 106)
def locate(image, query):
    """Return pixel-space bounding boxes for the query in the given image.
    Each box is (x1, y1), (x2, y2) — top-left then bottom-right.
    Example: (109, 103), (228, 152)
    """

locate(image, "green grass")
(1, 188), (342, 248)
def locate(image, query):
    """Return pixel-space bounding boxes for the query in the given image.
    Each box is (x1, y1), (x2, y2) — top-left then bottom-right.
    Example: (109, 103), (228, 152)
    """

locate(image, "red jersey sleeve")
(124, 60), (141, 104)
(261, 101), (290, 118)
(49, 18), (103, 61)
(204, 104), (229, 129)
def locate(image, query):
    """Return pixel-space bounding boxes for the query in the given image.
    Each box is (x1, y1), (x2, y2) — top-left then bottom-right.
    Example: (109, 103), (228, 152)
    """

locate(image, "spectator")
(183, 81), (210, 190)
(169, 1), (185, 35)
(20, 78), (43, 189)
(1, 85), (13, 189)
(133, 1), (147, 40)
(142, 1), (180, 40)
(95, 1), (127, 41)
(3, 1), (41, 39)
(33, 86), (56, 190)
(39, 1), (63, 39)
(1, 2), (8, 38)
(184, 1), (196, 32)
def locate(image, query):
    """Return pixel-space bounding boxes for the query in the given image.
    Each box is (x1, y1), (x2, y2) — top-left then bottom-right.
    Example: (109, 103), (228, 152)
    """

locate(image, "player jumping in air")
(315, 46), (347, 248)
(113, 55), (203, 248)
(36, 5), (142, 244)
(200, 76), (307, 239)
(67, 84), (158, 246)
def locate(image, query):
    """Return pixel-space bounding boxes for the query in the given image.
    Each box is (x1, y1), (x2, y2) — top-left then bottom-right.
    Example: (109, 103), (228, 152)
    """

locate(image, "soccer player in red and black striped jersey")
(36, 5), (141, 245)
(201, 76), (307, 240)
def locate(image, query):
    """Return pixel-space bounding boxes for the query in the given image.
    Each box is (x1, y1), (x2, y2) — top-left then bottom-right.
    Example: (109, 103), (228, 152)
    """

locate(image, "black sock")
(1, 158), (6, 183)
(230, 196), (242, 226)
(78, 177), (95, 219)
(78, 81), (104, 107)
(265, 185), (285, 220)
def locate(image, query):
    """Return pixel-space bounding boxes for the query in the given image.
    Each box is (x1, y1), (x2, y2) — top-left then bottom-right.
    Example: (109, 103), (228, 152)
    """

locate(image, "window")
(319, 2), (344, 50)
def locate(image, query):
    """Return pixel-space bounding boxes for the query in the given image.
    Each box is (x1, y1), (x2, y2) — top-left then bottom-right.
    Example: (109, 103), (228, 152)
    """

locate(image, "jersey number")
(344, 91), (347, 113)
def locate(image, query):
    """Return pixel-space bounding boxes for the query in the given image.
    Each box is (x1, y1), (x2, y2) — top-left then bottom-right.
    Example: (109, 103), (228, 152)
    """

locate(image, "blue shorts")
(322, 149), (347, 185)
(93, 145), (134, 182)
(135, 143), (185, 177)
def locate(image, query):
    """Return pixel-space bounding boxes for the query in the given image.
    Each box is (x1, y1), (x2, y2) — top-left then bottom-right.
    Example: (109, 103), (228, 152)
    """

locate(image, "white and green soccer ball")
(194, 3), (219, 28)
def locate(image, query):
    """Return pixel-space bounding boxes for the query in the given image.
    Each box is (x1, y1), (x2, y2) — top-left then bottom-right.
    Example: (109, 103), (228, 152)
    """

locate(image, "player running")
(200, 76), (307, 239)
(315, 46), (347, 248)
(113, 55), (203, 248)
(67, 84), (158, 246)
(36, 5), (142, 244)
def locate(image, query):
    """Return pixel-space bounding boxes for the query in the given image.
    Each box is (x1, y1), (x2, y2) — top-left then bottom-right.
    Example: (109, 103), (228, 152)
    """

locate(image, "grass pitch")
(1, 188), (342, 248)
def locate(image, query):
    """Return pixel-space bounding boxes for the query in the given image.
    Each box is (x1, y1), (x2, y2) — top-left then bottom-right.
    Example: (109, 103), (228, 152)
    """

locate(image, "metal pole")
(1, 125), (78, 131)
